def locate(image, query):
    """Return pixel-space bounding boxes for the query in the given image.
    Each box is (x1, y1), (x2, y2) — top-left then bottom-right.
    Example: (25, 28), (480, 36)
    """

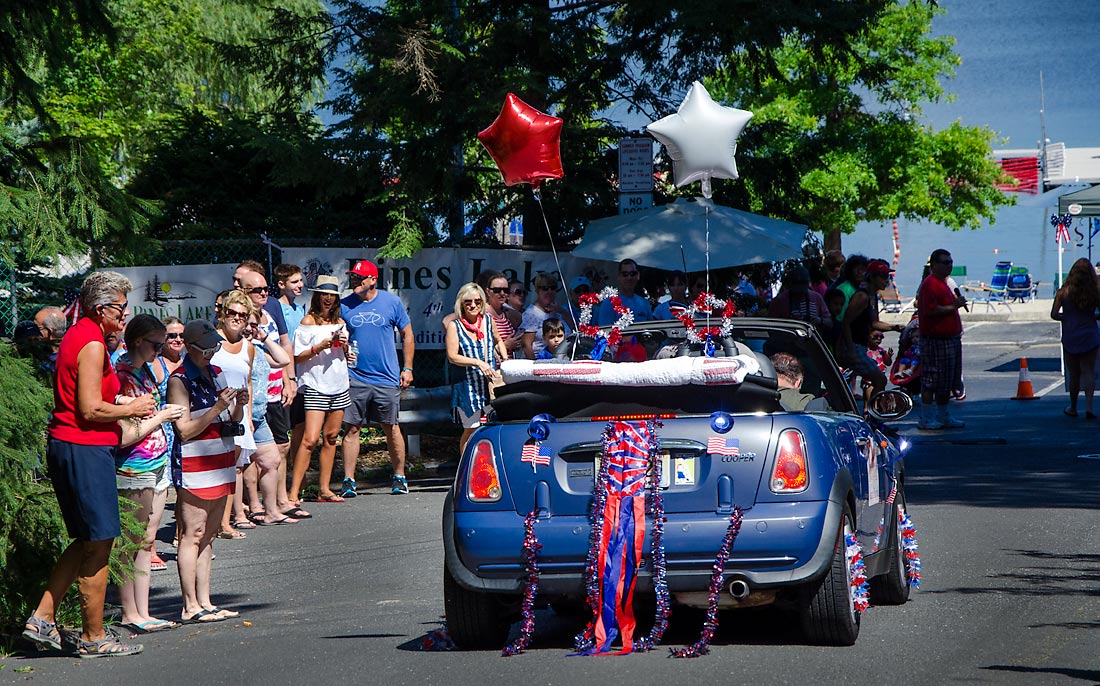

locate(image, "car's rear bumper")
(443, 476), (850, 596)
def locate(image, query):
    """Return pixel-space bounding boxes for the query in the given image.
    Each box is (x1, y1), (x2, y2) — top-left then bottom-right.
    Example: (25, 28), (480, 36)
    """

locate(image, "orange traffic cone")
(1012, 357), (1039, 400)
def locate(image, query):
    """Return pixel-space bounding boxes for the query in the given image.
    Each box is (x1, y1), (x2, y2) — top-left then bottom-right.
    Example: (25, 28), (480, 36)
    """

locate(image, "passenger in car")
(772, 352), (829, 412)
(535, 318), (565, 360)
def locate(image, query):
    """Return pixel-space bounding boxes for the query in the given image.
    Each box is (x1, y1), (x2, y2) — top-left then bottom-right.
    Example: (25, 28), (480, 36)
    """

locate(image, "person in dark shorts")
(24, 272), (180, 658)
(340, 260), (415, 495)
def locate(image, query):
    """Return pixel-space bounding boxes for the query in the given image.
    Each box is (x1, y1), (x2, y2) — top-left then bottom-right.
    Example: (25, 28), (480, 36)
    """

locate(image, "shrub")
(0, 342), (70, 632)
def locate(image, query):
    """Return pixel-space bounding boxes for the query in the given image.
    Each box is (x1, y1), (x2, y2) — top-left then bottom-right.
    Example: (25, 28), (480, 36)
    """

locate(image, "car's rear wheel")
(443, 563), (515, 650)
(799, 507), (860, 646)
(870, 503), (911, 606)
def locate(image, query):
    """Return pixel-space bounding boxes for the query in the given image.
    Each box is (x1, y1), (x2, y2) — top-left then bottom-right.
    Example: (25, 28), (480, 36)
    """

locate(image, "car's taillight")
(467, 439), (502, 502)
(771, 429), (808, 493)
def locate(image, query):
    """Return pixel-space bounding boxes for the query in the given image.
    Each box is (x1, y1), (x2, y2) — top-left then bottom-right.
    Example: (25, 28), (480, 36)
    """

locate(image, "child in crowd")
(535, 318), (565, 360)
(861, 330), (894, 404)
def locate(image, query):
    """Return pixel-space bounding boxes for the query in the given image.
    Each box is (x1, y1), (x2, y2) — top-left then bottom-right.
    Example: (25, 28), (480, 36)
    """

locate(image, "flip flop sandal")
(181, 609), (224, 624)
(120, 619), (179, 634)
(232, 520), (257, 530)
(315, 493), (345, 503)
(206, 607), (240, 620)
(217, 530), (246, 540)
(282, 507), (312, 519)
(22, 616), (62, 651)
(255, 517), (298, 526)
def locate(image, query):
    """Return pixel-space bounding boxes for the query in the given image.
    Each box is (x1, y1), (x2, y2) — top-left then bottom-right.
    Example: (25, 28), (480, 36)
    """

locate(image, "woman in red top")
(23, 272), (182, 658)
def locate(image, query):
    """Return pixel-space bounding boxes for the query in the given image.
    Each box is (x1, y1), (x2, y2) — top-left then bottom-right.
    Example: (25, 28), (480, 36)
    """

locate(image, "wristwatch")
(287, 376), (297, 382)
(402, 367), (413, 372)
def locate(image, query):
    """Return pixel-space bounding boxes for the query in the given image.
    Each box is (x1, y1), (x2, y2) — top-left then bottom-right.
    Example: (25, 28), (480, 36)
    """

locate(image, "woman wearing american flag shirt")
(446, 283), (508, 455)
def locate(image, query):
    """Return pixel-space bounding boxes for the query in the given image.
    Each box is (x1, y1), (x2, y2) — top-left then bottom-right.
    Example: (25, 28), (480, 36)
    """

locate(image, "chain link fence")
(0, 258), (17, 338)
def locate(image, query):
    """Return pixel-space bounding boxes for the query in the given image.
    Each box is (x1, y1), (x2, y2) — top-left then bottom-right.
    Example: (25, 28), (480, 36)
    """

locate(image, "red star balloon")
(478, 93), (564, 188)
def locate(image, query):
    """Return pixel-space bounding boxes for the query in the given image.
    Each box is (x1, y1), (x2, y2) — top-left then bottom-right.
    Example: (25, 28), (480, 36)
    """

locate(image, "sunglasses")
(100, 302), (127, 316)
(487, 286), (510, 294)
(463, 299), (483, 306)
(511, 289), (527, 296)
(223, 309), (249, 321)
(166, 333), (183, 341)
(573, 286), (591, 294)
(620, 270), (639, 277)
(144, 339), (166, 353)
(190, 344), (218, 358)
(243, 286), (269, 296)
(537, 285), (558, 292)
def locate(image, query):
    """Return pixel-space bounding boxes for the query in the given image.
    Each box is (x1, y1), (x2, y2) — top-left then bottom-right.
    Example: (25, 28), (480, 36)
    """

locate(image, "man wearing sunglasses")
(597, 259), (653, 326)
(340, 260), (415, 495)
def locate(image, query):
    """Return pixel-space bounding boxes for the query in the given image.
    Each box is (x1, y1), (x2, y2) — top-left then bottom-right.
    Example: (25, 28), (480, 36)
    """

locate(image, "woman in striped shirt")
(167, 320), (248, 624)
(446, 283), (508, 454)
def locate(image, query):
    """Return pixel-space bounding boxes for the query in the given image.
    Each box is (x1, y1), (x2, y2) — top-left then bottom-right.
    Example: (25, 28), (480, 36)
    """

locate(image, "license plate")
(594, 451), (694, 489)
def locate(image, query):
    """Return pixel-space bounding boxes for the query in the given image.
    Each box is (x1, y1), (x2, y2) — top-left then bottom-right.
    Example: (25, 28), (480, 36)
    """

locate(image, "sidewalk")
(880, 297), (1053, 325)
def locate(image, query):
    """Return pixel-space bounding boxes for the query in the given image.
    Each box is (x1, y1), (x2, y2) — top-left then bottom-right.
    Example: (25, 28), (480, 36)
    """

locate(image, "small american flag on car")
(521, 442), (552, 470)
(707, 436), (740, 457)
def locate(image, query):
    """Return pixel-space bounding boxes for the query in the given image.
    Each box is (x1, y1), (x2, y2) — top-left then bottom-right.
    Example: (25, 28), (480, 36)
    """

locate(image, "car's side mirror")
(866, 389), (913, 421)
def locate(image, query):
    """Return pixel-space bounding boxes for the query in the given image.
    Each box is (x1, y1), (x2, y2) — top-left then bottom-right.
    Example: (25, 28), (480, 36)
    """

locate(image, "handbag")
(482, 315), (505, 400)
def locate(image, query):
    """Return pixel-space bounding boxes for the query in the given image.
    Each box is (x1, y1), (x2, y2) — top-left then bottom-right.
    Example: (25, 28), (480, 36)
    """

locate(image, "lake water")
(847, 0), (1100, 295)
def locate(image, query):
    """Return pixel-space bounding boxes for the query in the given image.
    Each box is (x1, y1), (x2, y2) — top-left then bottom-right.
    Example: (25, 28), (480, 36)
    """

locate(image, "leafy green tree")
(0, 0), (156, 266)
(321, 0), (901, 255)
(702, 1), (1013, 249)
(128, 108), (377, 241)
(40, 0), (331, 183)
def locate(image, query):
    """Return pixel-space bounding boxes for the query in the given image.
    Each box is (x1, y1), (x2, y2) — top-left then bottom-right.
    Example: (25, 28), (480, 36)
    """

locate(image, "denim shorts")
(47, 438), (121, 541)
(116, 462), (170, 493)
(253, 416), (274, 446)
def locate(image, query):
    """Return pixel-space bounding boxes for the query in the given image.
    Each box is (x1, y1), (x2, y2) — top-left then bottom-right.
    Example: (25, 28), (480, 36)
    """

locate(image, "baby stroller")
(889, 314), (921, 397)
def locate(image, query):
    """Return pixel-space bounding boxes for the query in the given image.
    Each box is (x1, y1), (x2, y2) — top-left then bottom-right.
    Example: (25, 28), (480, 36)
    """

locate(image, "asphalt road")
(5, 321), (1099, 685)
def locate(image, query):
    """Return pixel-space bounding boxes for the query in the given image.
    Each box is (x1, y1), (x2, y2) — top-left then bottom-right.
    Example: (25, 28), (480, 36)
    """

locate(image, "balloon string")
(705, 205), (712, 330)
(531, 187), (579, 361)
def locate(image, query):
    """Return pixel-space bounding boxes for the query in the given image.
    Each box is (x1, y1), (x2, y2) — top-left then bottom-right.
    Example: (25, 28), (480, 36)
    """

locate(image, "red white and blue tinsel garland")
(900, 511), (922, 588)
(845, 533), (870, 614)
(631, 420), (670, 653)
(676, 292), (736, 356)
(668, 506), (744, 658)
(420, 618), (456, 651)
(871, 507), (922, 589)
(576, 287), (634, 359)
(502, 509), (543, 656)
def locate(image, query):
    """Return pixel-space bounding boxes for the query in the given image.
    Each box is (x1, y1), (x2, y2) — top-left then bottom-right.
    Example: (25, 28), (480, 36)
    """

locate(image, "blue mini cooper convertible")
(443, 318), (917, 651)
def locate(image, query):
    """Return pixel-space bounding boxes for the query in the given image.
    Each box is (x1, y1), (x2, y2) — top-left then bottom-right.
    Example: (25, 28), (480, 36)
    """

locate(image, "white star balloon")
(646, 81), (754, 198)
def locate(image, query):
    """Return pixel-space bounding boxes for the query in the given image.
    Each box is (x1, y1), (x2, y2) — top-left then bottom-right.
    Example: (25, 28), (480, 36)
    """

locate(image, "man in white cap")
(340, 260), (415, 495)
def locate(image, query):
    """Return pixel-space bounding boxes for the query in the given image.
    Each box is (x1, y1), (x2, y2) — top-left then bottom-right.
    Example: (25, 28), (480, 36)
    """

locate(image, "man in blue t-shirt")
(597, 258), (653, 326)
(340, 259), (415, 495)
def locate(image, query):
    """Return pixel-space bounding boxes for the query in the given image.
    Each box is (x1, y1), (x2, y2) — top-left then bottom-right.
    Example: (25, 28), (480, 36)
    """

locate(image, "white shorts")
(455, 405), (484, 429)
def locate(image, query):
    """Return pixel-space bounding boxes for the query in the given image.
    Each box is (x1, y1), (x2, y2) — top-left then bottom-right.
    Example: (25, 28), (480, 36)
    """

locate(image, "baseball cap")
(866, 259), (895, 275)
(347, 260), (378, 278)
(183, 320), (224, 349)
(570, 275), (592, 292)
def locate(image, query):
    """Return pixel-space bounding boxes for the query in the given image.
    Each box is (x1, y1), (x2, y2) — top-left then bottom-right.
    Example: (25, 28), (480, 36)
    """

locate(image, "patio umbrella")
(572, 197), (808, 272)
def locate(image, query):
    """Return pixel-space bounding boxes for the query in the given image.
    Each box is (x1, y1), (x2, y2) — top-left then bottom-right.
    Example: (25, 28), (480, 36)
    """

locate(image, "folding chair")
(963, 261), (1013, 312)
(1006, 266), (1037, 302)
(878, 276), (904, 313)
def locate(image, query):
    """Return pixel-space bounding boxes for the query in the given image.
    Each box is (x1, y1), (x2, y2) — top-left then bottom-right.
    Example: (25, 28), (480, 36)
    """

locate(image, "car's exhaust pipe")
(728, 579), (751, 600)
